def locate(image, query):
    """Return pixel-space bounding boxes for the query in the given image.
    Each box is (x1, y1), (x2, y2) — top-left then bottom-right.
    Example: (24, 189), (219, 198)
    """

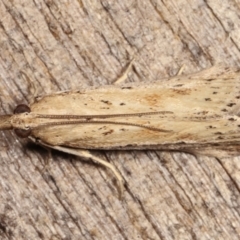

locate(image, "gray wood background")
(0, 0), (240, 239)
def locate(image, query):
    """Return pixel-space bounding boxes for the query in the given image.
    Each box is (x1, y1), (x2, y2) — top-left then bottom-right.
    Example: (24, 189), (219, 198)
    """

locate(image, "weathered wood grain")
(0, 0), (240, 239)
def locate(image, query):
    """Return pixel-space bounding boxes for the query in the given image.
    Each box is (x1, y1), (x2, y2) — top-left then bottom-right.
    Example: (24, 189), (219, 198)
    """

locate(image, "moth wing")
(30, 66), (240, 153)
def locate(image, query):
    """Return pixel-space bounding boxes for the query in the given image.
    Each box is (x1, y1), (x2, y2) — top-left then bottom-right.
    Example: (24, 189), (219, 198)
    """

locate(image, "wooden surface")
(0, 0), (240, 239)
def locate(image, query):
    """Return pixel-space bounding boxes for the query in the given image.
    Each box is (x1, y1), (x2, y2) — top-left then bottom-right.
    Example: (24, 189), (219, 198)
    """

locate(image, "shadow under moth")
(0, 64), (239, 197)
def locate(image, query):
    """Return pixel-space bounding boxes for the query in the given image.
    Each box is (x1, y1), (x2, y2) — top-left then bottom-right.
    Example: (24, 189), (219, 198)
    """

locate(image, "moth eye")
(14, 104), (31, 114)
(14, 128), (32, 138)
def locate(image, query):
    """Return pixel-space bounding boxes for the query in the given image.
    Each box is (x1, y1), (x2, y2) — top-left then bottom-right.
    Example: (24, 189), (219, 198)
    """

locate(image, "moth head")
(13, 104), (32, 138)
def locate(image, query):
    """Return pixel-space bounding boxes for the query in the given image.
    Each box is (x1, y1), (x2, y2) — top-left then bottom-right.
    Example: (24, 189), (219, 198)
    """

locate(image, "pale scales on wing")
(25, 66), (240, 158)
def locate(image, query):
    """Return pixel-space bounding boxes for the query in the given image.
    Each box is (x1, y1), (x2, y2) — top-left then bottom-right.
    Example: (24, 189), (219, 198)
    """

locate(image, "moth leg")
(20, 71), (55, 104)
(29, 137), (124, 198)
(114, 58), (134, 85)
(20, 71), (40, 104)
(176, 64), (185, 76)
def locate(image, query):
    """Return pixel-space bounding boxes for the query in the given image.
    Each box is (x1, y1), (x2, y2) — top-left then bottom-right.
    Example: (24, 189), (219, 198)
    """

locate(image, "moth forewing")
(28, 66), (240, 151)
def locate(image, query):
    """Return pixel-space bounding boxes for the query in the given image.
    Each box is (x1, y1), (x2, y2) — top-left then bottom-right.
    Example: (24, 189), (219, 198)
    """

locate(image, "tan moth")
(0, 64), (240, 197)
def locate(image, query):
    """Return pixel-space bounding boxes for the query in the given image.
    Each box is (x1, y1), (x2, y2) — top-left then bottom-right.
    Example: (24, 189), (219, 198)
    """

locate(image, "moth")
(0, 64), (240, 197)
